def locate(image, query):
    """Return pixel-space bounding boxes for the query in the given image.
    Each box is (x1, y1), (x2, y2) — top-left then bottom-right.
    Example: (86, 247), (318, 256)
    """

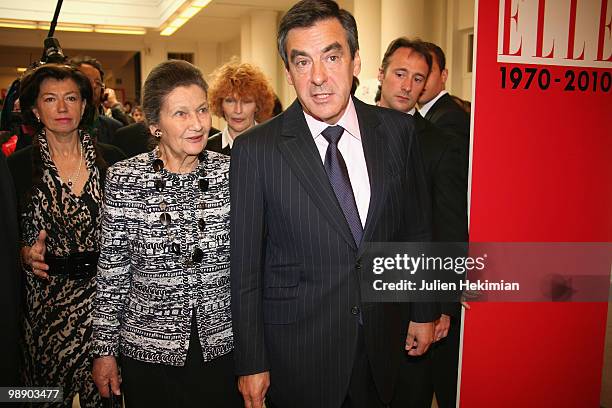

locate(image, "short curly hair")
(208, 60), (275, 123)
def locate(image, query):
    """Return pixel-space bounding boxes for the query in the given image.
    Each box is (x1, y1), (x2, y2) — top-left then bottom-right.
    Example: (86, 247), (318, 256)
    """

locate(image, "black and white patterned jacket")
(92, 150), (232, 365)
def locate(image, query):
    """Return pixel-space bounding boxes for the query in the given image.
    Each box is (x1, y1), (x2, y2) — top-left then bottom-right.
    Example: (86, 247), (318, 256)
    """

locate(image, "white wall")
(105, 58), (137, 104)
(446, 0), (474, 101)
(218, 36), (240, 70)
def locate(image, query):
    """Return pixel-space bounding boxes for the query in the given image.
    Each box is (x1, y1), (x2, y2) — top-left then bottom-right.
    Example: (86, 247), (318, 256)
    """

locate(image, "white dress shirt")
(303, 98), (370, 228)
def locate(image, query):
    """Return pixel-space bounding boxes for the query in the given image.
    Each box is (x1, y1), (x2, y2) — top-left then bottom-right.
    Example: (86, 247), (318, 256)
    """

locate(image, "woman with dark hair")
(7, 63), (124, 407)
(207, 60), (275, 155)
(91, 60), (241, 407)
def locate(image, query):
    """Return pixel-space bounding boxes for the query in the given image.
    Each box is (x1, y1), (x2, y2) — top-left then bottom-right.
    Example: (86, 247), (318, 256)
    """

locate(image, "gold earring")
(154, 130), (162, 138)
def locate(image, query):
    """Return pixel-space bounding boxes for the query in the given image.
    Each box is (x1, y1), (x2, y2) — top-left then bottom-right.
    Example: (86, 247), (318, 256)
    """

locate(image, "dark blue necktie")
(321, 125), (363, 246)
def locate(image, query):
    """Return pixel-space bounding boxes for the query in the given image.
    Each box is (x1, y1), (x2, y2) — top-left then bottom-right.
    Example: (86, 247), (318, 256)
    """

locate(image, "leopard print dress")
(20, 131), (103, 408)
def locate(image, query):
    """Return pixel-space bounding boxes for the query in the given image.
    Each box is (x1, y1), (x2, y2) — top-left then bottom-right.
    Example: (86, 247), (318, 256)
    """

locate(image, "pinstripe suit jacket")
(230, 97), (435, 407)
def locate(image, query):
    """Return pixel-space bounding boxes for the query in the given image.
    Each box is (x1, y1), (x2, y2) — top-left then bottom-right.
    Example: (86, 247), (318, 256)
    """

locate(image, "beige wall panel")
(353, 0), (381, 80)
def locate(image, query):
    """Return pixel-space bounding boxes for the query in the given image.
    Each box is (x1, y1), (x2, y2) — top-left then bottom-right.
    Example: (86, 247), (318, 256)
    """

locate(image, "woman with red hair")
(207, 60), (275, 155)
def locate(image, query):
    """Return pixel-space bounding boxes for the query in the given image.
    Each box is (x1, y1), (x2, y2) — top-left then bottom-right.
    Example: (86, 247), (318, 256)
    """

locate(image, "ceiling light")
(0, 19), (37, 29)
(37, 22), (94, 33)
(169, 17), (189, 28)
(95, 26), (146, 35)
(160, 17), (187, 36)
(0, 18), (144, 35)
(180, 6), (201, 19)
(160, 26), (177, 36)
(159, 0), (211, 36)
(57, 24), (94, 33)
(191, 0), (212, 6)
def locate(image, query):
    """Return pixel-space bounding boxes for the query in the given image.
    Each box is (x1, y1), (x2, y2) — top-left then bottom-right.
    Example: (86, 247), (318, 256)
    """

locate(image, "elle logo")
(498, 0), (612, 68)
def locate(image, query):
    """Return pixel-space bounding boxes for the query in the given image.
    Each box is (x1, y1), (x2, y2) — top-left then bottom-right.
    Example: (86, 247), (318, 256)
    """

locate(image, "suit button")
(355, 260), (362, 270)
(351, 306), (360, 315)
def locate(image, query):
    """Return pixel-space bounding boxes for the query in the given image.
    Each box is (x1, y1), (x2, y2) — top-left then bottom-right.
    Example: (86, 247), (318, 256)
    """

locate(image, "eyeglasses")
(153, 153), (208, 265)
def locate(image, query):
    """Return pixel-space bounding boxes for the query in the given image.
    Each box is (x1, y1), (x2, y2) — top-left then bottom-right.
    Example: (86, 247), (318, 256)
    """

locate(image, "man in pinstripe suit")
(230, 1), (438, 407)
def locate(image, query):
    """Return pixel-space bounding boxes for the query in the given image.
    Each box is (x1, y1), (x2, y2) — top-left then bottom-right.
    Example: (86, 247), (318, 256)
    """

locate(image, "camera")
(0, 0), (67, 135)
(41, 37), (67, 64)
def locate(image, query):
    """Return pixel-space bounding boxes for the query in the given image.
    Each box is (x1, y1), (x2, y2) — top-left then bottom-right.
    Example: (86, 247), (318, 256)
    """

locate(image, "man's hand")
(92, 356), (121, 398)
(434, 314), (451, 341)
(22, 230), (49, 279)
(238, 371), (270, 408)
(103, 88), (121, 109)
(405, 321), (435, 356)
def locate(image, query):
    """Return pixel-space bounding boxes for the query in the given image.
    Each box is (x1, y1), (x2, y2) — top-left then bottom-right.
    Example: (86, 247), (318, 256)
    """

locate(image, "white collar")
(221, 121), (258, 148)
(221, 127), (233, 149)
(418, 89), (448, 117)
(303, 97), (361, 142)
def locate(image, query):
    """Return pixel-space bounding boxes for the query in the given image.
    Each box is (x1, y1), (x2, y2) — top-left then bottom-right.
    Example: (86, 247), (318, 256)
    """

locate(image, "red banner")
(462, 0), (612, 406)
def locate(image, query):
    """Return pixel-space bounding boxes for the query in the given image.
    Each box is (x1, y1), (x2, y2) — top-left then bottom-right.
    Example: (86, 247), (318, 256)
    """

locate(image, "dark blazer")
(416, 111), (468, 317)
(205, 131), (231, 156)
(109, 105), (133, 126)
(230, 97), (435, 407)
(112, 122), (152, 158)
(391, 114), (468, 408)
(414, 111), (468, 243)
(0, 152), (21, 386)
(423, 93), (470, 140)
(95, 115), (124, 145)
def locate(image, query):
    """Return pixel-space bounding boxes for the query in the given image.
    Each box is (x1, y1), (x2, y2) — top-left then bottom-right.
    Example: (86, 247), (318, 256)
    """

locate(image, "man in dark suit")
(110, 121), (150, 158)
(378, 37), (468, 408)
(417, 43), (471, 141)
(0, 152), (22, 386)
(230, 2), (437, 408)
(417, 45), (470, 404)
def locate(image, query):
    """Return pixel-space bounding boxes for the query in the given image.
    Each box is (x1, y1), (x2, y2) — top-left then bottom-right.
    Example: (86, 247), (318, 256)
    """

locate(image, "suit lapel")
(353, 98), (386, 255)
(424, 92), (447, 122)
(277, 100), (357, 250)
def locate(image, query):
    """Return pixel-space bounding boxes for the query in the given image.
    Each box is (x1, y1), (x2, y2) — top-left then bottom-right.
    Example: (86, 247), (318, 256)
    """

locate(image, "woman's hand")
(92, 356), (121, 398)
(22, 230), (49, 279)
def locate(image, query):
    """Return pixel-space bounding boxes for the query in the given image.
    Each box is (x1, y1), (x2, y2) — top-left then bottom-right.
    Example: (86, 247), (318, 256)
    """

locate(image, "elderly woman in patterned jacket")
(8, 64), (124, 407)
(91, 60), (241, 407)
